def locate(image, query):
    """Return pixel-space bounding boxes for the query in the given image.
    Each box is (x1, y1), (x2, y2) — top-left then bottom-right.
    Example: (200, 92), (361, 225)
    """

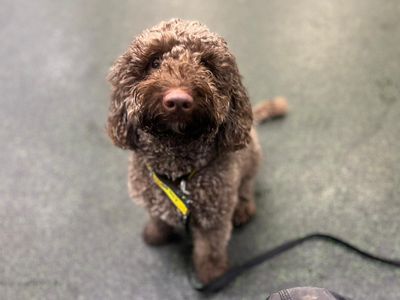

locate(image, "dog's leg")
(142, 217), (175, 246)
(233, 176), (256, 226)
(192, 223), (232, 284)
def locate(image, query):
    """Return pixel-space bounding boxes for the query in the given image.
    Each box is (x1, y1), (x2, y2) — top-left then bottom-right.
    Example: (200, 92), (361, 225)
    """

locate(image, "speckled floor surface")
(1, 0), (399, 299)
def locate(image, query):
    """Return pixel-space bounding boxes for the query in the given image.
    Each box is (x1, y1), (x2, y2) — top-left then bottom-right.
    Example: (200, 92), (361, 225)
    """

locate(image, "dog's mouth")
(135, 89), (219, 142)
(139, 110), (215, 141)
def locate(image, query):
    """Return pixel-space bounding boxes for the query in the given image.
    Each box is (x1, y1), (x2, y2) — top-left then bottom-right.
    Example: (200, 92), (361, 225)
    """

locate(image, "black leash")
(190, 232), (400, 293)
(144, 166), (400, 294)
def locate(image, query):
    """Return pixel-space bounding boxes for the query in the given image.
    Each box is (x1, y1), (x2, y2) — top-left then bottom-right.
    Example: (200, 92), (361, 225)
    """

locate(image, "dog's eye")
(200, 59), (215, 74)
(150, 57), (161, 69)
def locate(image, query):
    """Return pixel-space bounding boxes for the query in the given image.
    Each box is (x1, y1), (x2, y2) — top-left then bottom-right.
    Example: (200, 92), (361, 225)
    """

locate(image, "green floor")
(1, 0), (399, 299)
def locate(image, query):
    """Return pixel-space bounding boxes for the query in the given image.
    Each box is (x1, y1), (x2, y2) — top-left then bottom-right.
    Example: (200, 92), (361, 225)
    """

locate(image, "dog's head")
(107, 19), (252, 151)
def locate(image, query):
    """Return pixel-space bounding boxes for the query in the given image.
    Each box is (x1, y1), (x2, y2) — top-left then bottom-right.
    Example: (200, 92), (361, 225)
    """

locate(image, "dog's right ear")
(106, 53), (138, 150)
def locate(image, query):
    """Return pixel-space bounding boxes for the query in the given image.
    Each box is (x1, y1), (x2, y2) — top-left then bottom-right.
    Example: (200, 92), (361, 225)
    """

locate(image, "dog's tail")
(253, 97), (288, 125)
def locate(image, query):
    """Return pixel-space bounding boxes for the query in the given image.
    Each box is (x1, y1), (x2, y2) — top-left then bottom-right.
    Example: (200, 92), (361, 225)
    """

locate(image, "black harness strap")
(192, 232), (400, 293)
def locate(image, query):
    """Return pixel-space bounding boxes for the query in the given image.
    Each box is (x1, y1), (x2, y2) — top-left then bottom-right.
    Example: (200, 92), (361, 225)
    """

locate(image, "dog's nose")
(162, 89), (193, 113)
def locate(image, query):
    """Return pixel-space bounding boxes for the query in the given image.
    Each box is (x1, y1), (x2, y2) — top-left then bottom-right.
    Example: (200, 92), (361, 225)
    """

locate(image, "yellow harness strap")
(146, 164), (191, 217)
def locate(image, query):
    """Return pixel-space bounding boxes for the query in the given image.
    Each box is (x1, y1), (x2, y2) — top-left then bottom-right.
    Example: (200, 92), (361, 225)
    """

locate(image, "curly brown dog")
(107, 19), (287, 284)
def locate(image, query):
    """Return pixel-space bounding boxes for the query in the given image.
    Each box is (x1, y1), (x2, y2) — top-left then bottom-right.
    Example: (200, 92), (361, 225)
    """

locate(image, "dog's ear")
(106, 53), (138, 150)
(217, 80), (253, 152)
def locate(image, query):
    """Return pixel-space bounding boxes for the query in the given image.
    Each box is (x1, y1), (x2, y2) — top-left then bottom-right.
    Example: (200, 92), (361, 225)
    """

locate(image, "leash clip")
(180, 179), (191, 195)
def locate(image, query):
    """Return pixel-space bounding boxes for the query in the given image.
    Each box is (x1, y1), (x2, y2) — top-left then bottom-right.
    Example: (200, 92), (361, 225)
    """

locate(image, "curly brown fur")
(107, 19), (286, 284)
(253, 96), (288, 124)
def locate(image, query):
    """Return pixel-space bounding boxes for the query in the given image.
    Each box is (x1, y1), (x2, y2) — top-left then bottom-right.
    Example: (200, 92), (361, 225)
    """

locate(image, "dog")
(106, 19), (287, 284)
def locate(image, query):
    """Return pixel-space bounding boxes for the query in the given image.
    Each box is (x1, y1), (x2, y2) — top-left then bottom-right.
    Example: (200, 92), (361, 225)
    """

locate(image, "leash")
(190, 232), (400, 293)
(145, 164), (400, 293)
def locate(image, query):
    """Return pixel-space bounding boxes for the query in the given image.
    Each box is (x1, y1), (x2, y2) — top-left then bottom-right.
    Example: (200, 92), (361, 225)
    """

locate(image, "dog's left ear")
(217, 79), (253, 152)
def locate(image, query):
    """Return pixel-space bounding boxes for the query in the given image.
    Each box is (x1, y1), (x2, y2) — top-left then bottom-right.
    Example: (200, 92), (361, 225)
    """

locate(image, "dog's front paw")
(195, 258), (228, 285)
(233, 199), (256, 227)
(142, 218), (175, 246)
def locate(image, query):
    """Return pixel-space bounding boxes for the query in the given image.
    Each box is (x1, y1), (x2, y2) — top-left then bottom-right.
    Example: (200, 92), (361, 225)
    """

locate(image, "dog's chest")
(128, 163), (195, 226)
(127, 152), (236, 228)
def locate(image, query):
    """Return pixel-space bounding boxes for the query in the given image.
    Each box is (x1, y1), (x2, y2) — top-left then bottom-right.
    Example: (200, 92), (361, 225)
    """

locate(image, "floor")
(1, 0), (399, 299)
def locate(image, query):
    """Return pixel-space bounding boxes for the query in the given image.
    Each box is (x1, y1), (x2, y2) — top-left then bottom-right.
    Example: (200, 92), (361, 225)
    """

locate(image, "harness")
(146, 163), (196, 229)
